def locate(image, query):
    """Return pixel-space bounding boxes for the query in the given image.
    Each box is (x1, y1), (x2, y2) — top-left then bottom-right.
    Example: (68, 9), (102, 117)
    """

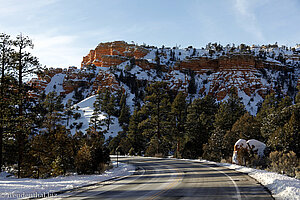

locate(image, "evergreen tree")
(0, 33), (14, 171)
(141, 82), (171, 156)
(75, 144), (93, 174)
(187, 71), (197, 94)
(119, 103), (131, 129)
(105, 94), (117, 130)
(51, 126), (74, 176)
(203, 127), (226, 162)
(259, 95), (293, 144)
(214, 89), (245, 131)
(28, 132), (51, 178)
(295, 86), (300, 104)
(25, 91), (65, 178)
(277, 96), (292, 112)
(184, 95), (217, 158)
(170, 91), (187, 157)
(12, 34), (40, 178)
(268, 106), (300, 156)
(128, 108), (145, 155)
(86, 127), (109, 173)
(100, 88), (110, 112)
(73, 88), (84, 103)
(42, 92), (64, 133)
(90, 93), (104, 133)
(65, 99), (73, 126)
(256, 93), (278, 123)
(204, 90), (245, 160)
(118, 92), (131, 128)
(223, 112), (262, 158)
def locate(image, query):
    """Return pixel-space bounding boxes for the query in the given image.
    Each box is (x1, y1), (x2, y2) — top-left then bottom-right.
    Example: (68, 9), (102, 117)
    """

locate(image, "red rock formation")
(30, 42), (298, 106)
(92, 71), (121, 94)
(176, 57), (218, 73)
(81, 41), (149, 68)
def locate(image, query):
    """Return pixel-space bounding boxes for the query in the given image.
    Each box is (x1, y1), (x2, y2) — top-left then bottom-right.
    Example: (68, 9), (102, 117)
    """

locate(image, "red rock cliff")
(81, 41), (149, 68)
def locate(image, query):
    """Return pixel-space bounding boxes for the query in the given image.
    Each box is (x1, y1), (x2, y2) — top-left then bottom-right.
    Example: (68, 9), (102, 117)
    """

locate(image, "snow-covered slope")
(67, 95), (122, 139)
(28, 41), (300, 137)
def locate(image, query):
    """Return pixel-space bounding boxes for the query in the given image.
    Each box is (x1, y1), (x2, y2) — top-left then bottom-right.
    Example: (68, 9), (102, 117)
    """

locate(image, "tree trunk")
(17, 43), (23, 178)
(177, 138), (180, 158)
(156, 101), (160, 154)
(107, 115), (111, 130)
(0, 45), (6, 172)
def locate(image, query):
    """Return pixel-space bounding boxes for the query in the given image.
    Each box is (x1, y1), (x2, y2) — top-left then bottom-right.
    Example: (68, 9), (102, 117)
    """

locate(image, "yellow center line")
(147, 168), (184, 200)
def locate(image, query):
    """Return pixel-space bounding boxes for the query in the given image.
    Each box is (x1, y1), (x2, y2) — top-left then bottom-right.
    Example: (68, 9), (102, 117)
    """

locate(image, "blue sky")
(1, 0), (299, 68)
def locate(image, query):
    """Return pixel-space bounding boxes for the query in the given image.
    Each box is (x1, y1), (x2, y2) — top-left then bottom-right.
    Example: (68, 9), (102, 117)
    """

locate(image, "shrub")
(269, 151), (299, 177)
(76, 122), (83, 130)
(125, 65), (133, 71)
(75, 144), (93, 174)
(145, 138), (158, 157)
(51, 157), (64, 177)
(129, 147), (135, 156)
(73, 112), (81, 120)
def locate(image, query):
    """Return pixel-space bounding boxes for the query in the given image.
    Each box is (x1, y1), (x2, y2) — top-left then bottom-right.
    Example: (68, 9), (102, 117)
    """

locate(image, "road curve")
(54, 157), (273, 200)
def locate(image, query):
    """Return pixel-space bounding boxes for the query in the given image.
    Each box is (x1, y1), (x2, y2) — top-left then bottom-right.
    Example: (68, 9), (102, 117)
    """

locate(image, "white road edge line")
(203, 164), (242, 200)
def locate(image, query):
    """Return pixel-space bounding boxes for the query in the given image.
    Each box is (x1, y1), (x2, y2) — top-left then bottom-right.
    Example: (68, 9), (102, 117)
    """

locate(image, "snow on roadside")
(199, 159), (300, 200)
(0, 162), (135, 199)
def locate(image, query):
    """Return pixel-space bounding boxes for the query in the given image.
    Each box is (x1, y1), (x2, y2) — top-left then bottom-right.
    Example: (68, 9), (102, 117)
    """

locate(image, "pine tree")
(204, 90), (245, 160)
(214, 89), (245, 131)
(28, 133), (51, 178)
(27, 92), (72, 178)
(223, 112), (262, 158)
(42, 92), (64, 133)
(277, 96), (292, 112)
(295, 86), (300, 104)
(141, 82), (171, 156)
(118, 91), (130, 125)
(75, 144), (93, 174)
(0, 33), (14, 171)
(119, 103), (131, 129)
(184, 95), (217, 158)
(12, 34), (41, 178)
(106, 94), (117, 130)
(90, 93), (104, 133)
(259, 96), (292, 144)
(73, 88), (84, 103)
(256, 93), (278, 123)
(52, 126), (73, 175)
(203, 127), (226, 162)
(87, 127), (108, 172)
(269, 109), (300, 156)
(128, 108), (145, 155)
(100, 88), (110, 112)
(187, 71), (197, 94)
(65, 99), (73, 126)
(170, 91), (187, 157)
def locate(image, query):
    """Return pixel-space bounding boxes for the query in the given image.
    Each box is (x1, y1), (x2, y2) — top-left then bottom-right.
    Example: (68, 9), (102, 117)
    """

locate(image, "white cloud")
(0, 0), (59, 16)
(30, 34), (83, 68)
(233, 0), (265, 42)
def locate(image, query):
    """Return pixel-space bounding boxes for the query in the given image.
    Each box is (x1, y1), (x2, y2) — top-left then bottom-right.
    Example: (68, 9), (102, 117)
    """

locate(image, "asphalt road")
(54, 157), (273, 200)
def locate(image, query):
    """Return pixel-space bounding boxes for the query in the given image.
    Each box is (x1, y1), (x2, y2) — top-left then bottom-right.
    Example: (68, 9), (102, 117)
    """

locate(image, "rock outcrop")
(29, 41), (300, 114)
(81, 41), (149, 68)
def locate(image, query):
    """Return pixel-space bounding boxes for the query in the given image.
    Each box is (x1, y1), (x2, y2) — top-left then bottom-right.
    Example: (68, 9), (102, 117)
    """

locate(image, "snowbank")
(0, 162), (135, 199)
(200, 159), (300, 200)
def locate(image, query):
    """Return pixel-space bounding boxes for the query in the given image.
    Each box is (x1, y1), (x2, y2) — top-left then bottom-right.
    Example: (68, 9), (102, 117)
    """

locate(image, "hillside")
(28, 41), (300, 137)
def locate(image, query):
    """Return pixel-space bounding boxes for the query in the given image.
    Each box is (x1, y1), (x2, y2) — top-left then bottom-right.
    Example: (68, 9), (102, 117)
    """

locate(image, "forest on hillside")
(0, 33), (299, 179)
